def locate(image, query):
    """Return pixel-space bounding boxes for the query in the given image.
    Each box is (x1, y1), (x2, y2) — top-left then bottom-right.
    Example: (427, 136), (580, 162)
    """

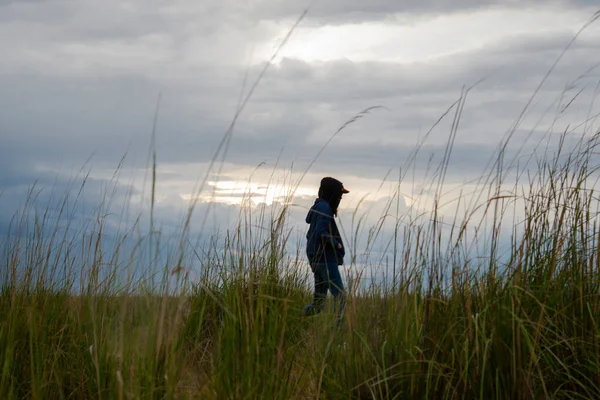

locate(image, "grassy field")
(3, 121), (600, 399)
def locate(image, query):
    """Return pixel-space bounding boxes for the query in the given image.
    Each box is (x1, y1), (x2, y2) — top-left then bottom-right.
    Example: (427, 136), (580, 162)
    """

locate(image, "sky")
(1, 0), (600, 286)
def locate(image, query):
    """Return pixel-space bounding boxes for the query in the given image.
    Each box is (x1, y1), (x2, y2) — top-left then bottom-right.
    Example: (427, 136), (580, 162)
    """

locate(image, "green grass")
(3, 125), (600, 399)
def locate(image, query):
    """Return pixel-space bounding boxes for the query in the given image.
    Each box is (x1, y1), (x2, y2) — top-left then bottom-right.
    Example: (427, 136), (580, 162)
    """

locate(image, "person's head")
(318, 177), (349, 216)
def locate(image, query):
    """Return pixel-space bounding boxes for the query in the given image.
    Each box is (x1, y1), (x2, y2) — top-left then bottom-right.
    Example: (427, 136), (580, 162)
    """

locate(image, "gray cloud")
(246, 0), (599, 25)
(2, 0), (600, 285)
(2, 26), (599, 188)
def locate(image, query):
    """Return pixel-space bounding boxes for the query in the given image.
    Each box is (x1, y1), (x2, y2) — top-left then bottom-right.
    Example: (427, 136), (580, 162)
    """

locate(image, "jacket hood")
(306, 198), (328, 224)
(318, 177), (347, 216)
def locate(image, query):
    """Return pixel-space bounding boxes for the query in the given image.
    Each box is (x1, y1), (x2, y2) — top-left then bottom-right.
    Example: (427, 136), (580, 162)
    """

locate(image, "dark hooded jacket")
(305, 198), (345, 265)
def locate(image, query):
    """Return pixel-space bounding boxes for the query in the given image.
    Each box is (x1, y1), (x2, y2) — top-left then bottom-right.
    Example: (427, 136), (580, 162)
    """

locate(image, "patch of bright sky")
(160, 165), (411, 210)
(255, 7), (590, 64)
(182, 179), (316, 206)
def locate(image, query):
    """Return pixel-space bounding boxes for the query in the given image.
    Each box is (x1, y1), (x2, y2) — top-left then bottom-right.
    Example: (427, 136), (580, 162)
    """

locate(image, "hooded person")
(304, 177), (350, 325)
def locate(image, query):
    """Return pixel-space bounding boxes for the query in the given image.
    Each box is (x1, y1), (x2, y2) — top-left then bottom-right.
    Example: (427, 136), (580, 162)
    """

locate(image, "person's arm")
(313, 205), (341, 249)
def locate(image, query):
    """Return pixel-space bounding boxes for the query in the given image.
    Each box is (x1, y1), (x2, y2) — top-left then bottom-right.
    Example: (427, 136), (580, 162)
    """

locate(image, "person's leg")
(304, 263), (328, 316)
(325, 262), (346, 326)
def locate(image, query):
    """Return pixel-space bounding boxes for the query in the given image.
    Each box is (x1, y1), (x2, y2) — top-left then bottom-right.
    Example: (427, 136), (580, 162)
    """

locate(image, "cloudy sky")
(1, 0), (600, 282)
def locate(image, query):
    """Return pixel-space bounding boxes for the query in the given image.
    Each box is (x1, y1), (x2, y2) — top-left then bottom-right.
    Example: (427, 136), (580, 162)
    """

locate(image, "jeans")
(304, 261), (346, 325)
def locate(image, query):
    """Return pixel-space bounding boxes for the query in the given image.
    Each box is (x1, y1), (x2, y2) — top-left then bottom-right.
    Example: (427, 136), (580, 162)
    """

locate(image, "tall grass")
(3, 118), (600, 399)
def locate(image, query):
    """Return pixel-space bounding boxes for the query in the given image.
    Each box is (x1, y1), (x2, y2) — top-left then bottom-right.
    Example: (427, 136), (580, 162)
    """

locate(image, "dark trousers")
(304, 260), (346, 325)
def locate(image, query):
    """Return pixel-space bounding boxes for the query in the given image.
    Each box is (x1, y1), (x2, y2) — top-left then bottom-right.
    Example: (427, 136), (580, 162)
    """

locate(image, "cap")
(319, 177), (350, 195)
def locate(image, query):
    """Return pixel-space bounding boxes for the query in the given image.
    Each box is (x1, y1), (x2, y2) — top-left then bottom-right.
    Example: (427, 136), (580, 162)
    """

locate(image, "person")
(304, 177), (349, 325)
